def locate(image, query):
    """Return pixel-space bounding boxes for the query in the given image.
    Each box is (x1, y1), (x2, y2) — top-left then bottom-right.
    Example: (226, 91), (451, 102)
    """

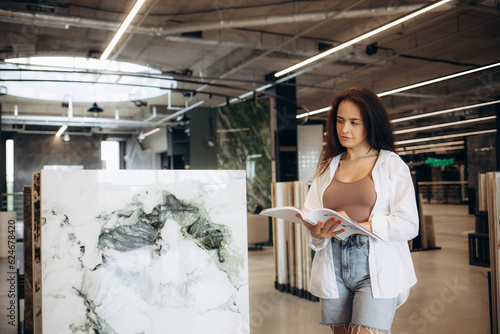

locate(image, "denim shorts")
(320, 235), (398, 333)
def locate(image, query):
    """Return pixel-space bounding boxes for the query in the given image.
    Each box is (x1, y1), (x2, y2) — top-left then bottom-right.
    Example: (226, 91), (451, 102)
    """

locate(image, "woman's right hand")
(296, 214), (344, 240)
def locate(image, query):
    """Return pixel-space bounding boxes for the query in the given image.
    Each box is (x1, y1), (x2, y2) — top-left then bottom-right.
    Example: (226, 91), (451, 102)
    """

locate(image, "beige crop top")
(323, 168), (377, 223)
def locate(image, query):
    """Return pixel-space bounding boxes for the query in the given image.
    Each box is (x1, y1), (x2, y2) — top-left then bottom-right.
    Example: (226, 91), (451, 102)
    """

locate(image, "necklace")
(342, 152), (378, 163)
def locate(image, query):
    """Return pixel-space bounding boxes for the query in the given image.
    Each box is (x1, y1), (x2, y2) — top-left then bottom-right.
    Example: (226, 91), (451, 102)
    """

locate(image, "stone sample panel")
(40, 170), (249, 334)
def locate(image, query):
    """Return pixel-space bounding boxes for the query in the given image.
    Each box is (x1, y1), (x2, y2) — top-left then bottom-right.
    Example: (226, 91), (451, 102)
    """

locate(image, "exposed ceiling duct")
(1, 100), (204, 132)
(0, 4), (450, 35)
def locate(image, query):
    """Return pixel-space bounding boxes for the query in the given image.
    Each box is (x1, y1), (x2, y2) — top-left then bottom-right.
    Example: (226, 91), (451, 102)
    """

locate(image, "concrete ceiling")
(0, 0), (499, 145)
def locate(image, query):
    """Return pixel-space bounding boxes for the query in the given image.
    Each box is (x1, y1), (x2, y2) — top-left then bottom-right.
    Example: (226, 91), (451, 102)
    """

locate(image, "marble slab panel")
(32, 172), (42, 334)
(216, 99), (272, 212)
(0, 211), (17, 334)
(23, 186), (34, 334)
(40, 169), (249, 334)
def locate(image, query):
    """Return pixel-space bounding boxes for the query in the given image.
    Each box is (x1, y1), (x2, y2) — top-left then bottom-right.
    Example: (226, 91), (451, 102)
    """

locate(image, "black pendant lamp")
(87, 102), (103, 113)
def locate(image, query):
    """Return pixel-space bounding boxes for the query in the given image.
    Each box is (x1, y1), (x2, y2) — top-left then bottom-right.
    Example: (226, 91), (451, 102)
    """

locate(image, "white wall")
(124, 128), (168, 169)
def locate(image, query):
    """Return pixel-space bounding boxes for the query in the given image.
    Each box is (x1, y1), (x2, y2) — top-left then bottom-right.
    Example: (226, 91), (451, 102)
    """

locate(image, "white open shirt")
(304, 150), (419, 306)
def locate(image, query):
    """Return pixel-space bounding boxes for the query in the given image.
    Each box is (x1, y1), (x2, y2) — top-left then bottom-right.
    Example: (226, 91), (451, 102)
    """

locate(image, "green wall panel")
(217, 99), (272, 212)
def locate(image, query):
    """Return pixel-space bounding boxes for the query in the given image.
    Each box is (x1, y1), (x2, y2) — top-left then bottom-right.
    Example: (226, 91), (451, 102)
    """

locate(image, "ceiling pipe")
(156, 100), (205, 123)
(1, 127), (96, 136)
(156, 4), (450, 35)
(0, 8), (123, 31)
(1, 101), (206, 128)
(144, 105), (157, 122)
(1, 114), (173, 129)
(0, 4), (449, 36)
(2, 125), (140, 136)
(67, 97), (73, 118)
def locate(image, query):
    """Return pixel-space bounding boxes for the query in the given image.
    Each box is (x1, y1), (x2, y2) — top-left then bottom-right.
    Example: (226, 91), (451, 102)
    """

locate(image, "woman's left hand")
(358, 221), (373, 232)
(338, 211), (373, 232)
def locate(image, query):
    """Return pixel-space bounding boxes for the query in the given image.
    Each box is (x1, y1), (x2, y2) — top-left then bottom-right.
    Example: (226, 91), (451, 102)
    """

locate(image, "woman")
(298, 88), (419, 334)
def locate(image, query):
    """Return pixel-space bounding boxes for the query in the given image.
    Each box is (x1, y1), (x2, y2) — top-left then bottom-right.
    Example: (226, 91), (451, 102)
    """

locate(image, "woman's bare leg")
(331, 325), (349, 334)
(349, 325), (389, 334)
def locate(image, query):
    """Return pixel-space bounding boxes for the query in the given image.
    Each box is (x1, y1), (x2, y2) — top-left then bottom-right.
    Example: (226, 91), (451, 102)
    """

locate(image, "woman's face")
(336, 100), (368, 150)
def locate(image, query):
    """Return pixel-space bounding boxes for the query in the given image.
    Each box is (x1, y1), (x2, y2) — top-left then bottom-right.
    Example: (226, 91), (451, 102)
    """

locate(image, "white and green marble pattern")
(40, 169), (249, 334)
(216, 99), (272, 212)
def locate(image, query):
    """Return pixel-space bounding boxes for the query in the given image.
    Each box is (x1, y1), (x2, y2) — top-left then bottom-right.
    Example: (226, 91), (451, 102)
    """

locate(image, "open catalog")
(260, 206), (382, 241)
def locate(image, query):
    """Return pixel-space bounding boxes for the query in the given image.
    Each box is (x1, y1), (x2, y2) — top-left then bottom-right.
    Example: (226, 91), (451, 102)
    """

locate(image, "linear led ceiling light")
(391, 100), (500, 123)
(394, 115), (496, 135)
(296, 106), (330, 119)
(275, 0), (451, 78)
(398, 140), (464, 151)
(227, 84), (274, 105)
(296, 66), (500, 119)
(55, 125), (68, 137)
(144, 127), (161, 137)
(395, 129), (497, 145)
(397, 141), (465, 154)
(100, 0), (146, 61)
(378, 61), (500, 97)
(399, 143), (465, 152)
(397, 145), (464, 152)
(398, 145), (464, 155)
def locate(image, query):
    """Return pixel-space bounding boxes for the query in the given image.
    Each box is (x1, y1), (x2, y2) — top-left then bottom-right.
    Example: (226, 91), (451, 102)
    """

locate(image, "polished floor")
(0, 204), (491, 333)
